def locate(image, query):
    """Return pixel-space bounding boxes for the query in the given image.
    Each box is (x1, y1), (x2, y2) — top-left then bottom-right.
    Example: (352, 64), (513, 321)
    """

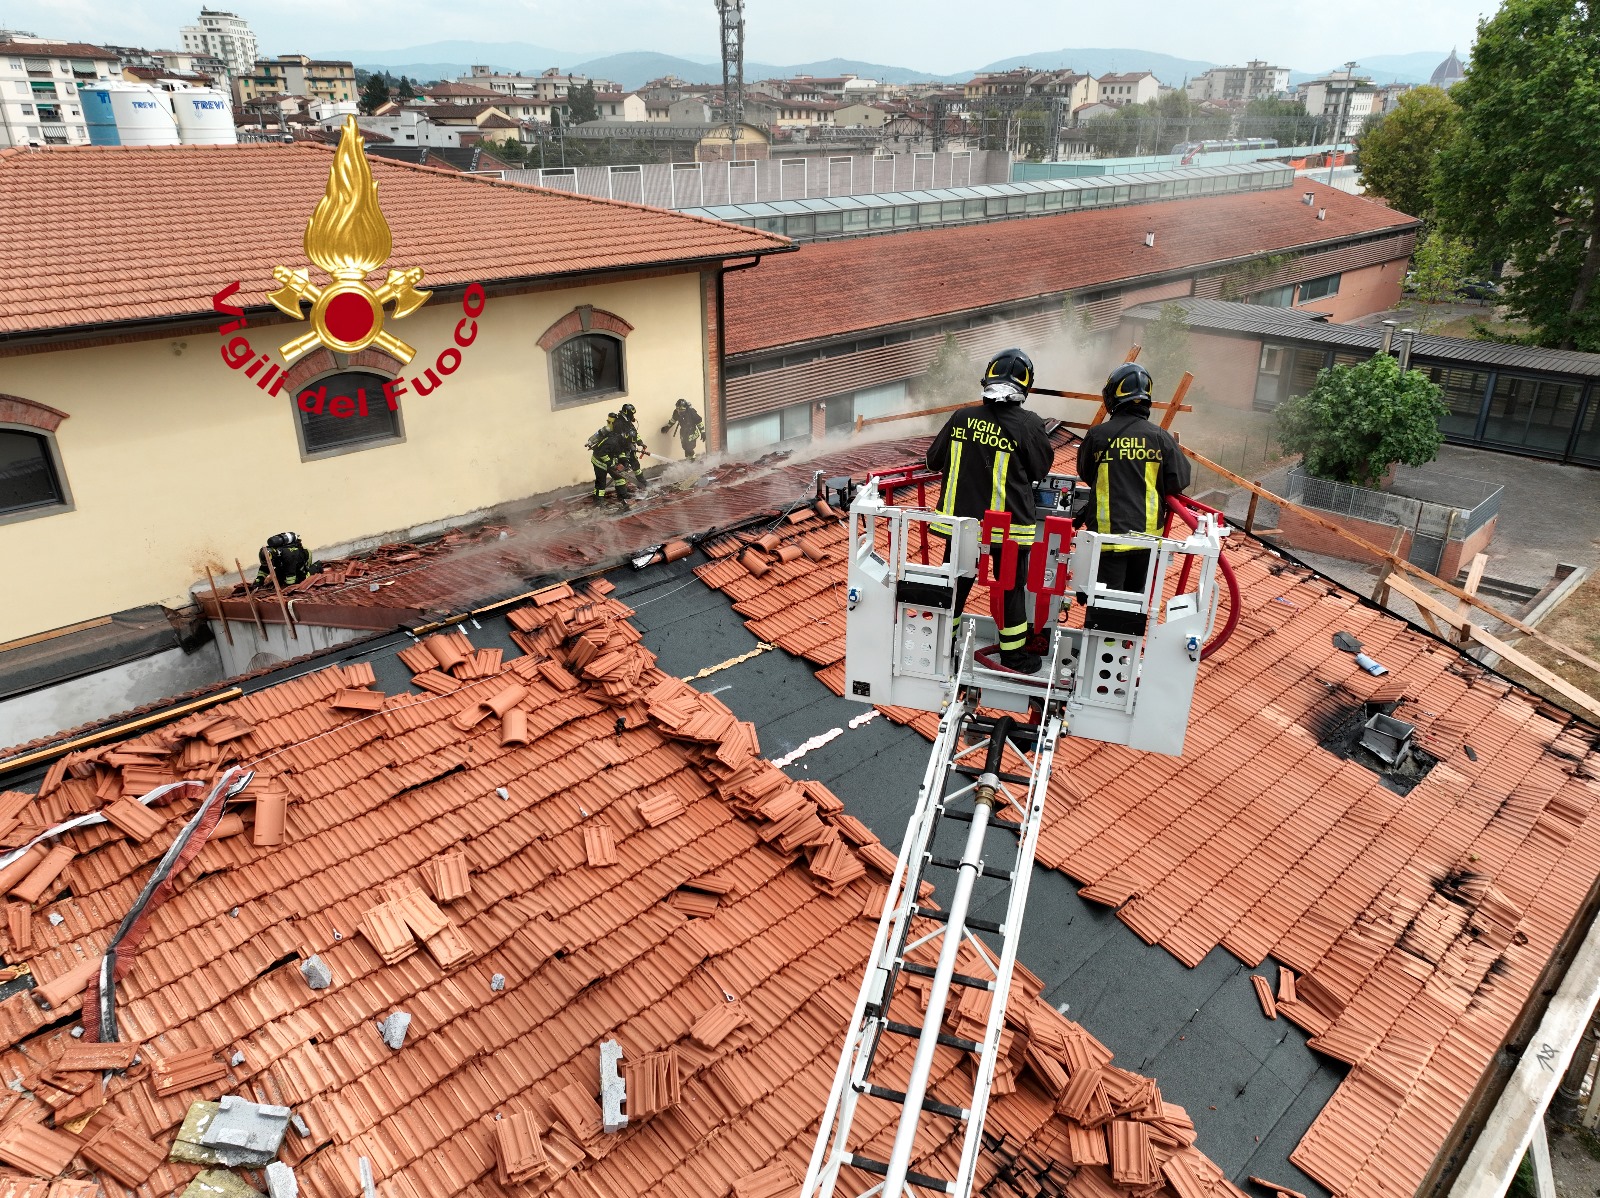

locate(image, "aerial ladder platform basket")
(800, 469), (1235, 1198)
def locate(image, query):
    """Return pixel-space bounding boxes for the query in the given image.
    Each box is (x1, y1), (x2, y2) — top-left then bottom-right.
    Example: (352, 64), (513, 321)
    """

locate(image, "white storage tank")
(169, 86), (237, 145)
(81, 82), (180, 147)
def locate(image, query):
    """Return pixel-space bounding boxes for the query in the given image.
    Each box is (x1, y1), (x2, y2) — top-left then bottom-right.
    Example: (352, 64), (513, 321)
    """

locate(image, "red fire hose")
(1166, 495), (1240, 660)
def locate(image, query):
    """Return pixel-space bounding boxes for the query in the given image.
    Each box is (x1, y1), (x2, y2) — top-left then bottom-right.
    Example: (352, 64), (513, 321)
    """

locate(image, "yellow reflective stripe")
(937, 442), (963, 518)
(1096, 463), (1111, 532)
(999, 623), (1029, 635)
(988, 525), (1034, 544)
(931, 521), (953, 536)
(991, 450), (1009, 513)
(1145, 461), (1160, 534)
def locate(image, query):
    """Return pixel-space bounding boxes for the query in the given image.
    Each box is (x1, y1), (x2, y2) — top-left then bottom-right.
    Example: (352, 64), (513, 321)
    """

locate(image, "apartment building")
(1097, 71), (1161, 106)
(235, 54), (356, 105)
(1297, 69), (1377, 139)
(463, 65), (616, 102)
(178, 9), (257, 79)
(1185, 60), (1290, 102)
(0, 38), (117, 147)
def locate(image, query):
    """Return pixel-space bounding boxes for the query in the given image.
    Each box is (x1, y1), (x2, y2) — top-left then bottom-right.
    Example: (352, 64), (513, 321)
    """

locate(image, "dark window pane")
(1297, 273), (1341, 302)
(1419, 365), (1490, 438)
(1572, 392), (1600, 465)
(1482, 375), (1581, 453)
(780, 402), (812, 441)
(295, 371), (402, 453)
(0, 430), (62, 513)
(552, 335), (623, 402)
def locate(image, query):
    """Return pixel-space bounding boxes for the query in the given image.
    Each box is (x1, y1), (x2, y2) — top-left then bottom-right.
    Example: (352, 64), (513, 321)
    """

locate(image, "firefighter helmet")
(619, 403), (637, 419)
(981, 348), (1034, 402)
(1102, 362), (1154, 410)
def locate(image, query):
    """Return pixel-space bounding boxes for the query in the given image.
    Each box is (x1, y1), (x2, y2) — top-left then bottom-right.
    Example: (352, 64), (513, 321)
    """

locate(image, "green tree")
(1275, 354), (1446, 486)
(914, 334), (973, 405)
(1141, 303), (1191, 400)
(1355, 85), (1458, 223)
(358, 73), (391, 115)
(1433, 0), (1600, 350)
(397, 75), (416, 99)
(567, 81), (599, 125)
(1407, 231), (1477, 329)
(1241, 97), (1319, 145)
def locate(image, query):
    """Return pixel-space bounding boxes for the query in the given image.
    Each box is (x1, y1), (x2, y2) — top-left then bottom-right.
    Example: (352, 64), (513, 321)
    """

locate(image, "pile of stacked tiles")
(693, 450), (1600, 1198)
(0, 579), (1245, 1197)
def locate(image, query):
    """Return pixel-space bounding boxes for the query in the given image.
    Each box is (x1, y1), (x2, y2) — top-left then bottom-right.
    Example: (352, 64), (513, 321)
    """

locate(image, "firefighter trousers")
(952, 544), (1033, 652)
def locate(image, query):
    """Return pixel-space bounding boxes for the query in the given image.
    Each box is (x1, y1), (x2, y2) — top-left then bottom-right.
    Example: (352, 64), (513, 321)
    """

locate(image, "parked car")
(1457, 278), (1503, 301)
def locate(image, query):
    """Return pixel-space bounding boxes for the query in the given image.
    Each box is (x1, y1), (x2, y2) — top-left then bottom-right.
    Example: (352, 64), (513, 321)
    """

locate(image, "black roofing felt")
(1125, 298), (1600, 380)
(609, 553), (1341, 1196)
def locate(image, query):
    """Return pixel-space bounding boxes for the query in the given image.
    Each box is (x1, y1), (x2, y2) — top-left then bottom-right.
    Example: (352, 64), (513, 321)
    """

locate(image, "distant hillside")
(340, 40), (577, 74)
(565, 52), (723, 89)
(1333, 51), (1455, 84)
(968, 48), (1219, 85)
(758, 58), (953, 85)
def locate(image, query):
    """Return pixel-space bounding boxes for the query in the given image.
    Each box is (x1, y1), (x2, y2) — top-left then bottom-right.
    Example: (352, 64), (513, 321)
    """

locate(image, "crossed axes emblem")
(267, 265), (431, 365)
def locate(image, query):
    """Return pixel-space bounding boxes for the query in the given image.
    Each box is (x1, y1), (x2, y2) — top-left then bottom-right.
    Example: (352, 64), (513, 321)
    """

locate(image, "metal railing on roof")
(676, 161), (1293, 241)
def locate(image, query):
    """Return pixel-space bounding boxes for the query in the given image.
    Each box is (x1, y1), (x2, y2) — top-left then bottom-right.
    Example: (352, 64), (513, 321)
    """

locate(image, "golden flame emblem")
(267, 116), (431, 364)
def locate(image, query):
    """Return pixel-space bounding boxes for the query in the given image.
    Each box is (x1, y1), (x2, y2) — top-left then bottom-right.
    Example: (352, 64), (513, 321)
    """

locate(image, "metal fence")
(499, 149), (1010, 209)
(1284, 464), (1503, 573)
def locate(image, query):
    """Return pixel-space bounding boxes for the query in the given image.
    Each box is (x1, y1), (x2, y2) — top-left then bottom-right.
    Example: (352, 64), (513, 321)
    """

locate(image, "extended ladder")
(800, 625), (1067, 1197)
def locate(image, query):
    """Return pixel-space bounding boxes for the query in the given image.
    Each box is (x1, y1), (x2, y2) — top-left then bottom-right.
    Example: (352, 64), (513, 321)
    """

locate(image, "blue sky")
(18, 0), (1491, 74)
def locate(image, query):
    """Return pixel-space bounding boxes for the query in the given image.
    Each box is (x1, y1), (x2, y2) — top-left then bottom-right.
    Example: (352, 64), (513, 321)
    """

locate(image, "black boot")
(998, 648), (1043, 674)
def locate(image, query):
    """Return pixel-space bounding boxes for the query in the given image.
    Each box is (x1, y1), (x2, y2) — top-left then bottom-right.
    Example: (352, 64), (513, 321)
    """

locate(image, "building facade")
(235, 55), (356, 105)
(1185, 60), (1290, 102)
(1097, 71), (1161, 106)
(0, 140), (788, 645)
(1297, 70), (1377, 140)
(178, 9), (257, 80)
(0, 39), (117, 147)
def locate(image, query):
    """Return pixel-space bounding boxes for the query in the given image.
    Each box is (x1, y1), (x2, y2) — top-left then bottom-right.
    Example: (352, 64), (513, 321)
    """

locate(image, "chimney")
(1302, 192), (1315, 206)
(1143, 231), (1155, 247)
(1397, 328), (1417, 371)
(1317, 208), (1327, 220)
(1380, 319), (1398, 354)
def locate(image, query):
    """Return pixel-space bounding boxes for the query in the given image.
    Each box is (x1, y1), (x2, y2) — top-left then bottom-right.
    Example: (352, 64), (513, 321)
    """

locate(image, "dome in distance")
(1430, 48), (1465, 88)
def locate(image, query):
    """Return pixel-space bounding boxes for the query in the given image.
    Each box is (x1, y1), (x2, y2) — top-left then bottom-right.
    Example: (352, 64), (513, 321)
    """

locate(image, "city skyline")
(19, 0), (1488, 78)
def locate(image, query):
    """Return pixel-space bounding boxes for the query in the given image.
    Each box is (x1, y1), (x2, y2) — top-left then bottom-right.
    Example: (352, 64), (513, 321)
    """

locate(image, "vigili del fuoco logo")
(212, 114), (485, 409)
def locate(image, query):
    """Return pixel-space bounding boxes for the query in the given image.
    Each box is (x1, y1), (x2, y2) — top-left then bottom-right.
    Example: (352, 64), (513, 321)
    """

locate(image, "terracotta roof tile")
(0, 1119), (77, 1176)
(0, 143), (787, 337)
(724, 180), (1415, 354)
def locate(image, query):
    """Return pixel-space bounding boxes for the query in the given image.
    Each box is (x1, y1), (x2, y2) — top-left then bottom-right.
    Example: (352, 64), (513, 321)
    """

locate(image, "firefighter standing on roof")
(927, 348), (1055, 673)
(1075, 362), (1191, 593)
(663, 398), (704, 460)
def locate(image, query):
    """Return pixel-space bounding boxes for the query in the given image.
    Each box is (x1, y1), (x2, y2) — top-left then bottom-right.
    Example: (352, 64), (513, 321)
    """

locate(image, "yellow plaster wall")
(0, 270), (708, 643)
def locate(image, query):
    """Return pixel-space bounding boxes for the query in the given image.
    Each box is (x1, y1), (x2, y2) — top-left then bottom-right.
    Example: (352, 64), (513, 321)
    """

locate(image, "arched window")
(0, 428), (68, 519)
(292, 370), (404, 457)
(550, 333), (626, 405)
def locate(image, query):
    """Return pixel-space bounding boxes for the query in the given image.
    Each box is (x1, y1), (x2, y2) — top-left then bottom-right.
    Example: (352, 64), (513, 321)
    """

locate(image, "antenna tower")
(714, 0), (746, 153)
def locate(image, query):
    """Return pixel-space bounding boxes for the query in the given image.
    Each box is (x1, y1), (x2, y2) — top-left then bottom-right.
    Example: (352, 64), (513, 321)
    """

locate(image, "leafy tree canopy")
(1355, 85), (1458, 223)
(1433, 0), (1600, 350)
(567, 81), (599, 126)
(1141, 303), (1191, 402)
(397, 75), (415, 99)
(914, 334), (974, 405)
(1407, 231), (1477, 328)
(358, 73), (391, 115)
(1275, 354), (1446, 486)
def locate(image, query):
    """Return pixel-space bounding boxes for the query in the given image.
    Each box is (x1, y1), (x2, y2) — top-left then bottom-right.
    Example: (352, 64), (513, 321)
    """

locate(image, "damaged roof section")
(693, 456), (1600, 1198)
(0, 577), (1245, 1196)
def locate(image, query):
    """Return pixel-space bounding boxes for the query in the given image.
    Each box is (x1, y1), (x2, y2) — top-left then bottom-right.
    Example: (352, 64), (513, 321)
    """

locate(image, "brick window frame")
(538, 306), (634, 409)
(0, 393), (73, 525)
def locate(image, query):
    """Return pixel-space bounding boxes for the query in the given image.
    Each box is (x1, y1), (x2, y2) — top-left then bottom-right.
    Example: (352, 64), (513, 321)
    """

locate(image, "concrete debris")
(230, 1050), (246, 1066)
(70, 1026), (83, 1038)
(300, 955), (332, 989)
(265, 1161), (298, 1198)
(290, 1113), (310, 1137)
(496, 787), (509, 800)
(174, 1096), (291, 1167)
(599, 1039), (627, 1134)
(47, 912), (63, 926)
(379, 1011), (411, 1050)
(181, 1167), (265, 1198)
(359, 1156), (378, 1198)
(490, 973), (506, 992)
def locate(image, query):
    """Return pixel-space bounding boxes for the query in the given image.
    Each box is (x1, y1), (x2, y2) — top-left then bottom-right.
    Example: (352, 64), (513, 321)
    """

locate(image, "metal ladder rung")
(846, 1155), (956, 1195)
(915, 904), (1003, 936)
(881, 1018), (979, 1054)
(940, 808), (1022, 836)
(950, 765), (1033, 786)
(857, 1083), (969, 1121)
(926, 854), (1012, 882)
(900, 961), (994, 991)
